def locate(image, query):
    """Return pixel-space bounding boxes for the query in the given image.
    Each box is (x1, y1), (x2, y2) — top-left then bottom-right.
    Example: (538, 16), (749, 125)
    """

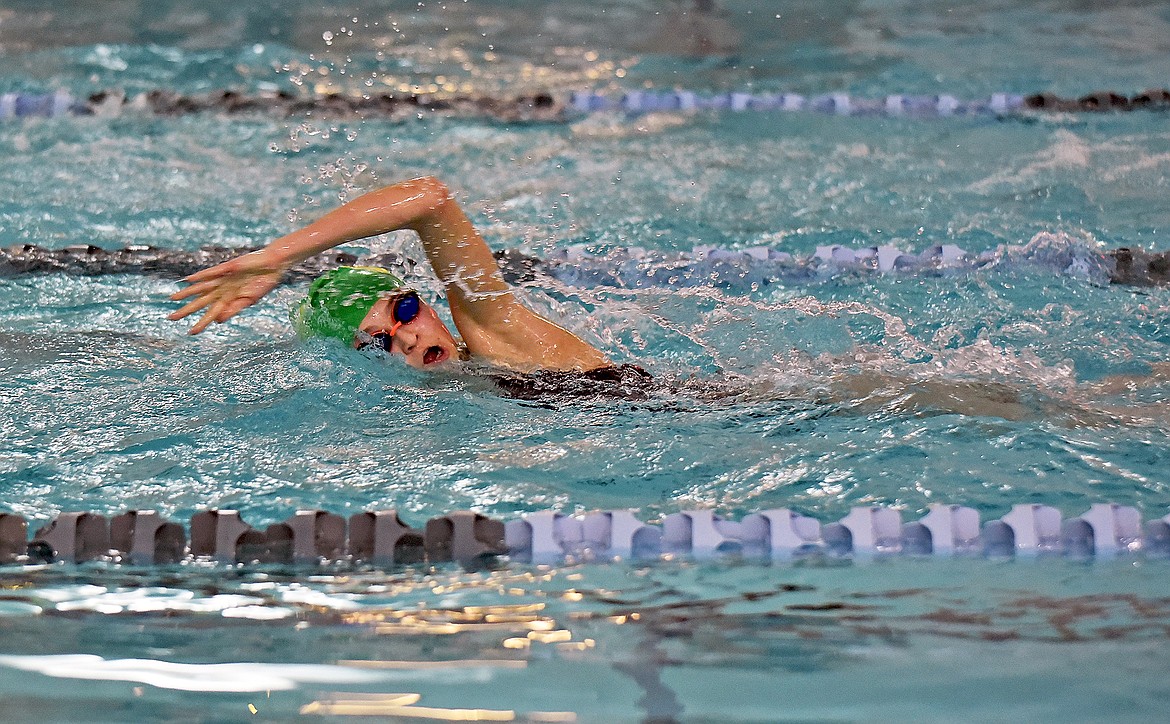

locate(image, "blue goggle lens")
(392, 291), (421, 326)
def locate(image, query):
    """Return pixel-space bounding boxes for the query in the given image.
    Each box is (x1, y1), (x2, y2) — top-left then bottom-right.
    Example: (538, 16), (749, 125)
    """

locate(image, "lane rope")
(1, 502), (1166, 565)
(5, 235), (1167, 289)
(1, 88), (1168, 122)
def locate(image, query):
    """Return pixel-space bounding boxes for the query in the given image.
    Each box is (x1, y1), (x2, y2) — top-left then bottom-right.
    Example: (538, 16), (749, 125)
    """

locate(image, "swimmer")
(169, 176), (1170, 420)
(169, 176), (613, 374)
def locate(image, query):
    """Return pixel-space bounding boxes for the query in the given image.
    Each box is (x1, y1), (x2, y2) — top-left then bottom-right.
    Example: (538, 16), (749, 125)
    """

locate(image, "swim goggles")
(354, 290), (422, 351)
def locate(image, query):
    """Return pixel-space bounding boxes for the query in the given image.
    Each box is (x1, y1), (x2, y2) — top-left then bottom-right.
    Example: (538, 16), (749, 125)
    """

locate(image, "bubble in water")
(322, 31), (334, 45)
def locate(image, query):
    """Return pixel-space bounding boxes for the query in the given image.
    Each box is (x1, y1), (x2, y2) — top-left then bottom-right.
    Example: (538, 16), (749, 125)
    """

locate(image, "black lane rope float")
(1, 87), (1169, 122)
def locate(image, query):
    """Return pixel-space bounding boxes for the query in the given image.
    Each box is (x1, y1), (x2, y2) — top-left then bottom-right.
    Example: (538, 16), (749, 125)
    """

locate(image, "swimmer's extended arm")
(172, 176), (497, 333)
(170, 177), (609, 369)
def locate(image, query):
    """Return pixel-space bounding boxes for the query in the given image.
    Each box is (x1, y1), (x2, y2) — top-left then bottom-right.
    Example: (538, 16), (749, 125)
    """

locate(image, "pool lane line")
(1, 503), (1166, 565)
(1, 88), (1169, 122)
(5, 239), (1167, 288)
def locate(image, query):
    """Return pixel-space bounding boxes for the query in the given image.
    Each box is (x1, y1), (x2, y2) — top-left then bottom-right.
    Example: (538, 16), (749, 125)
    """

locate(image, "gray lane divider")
(30, 512), (110, 563)
(0, 513), (29, 562)
(110, 510), (186, 565)
(2, 503), (1168, 566)
(0, 243), (374, 281)
(7, 241), (1155, 290)
(424, 511), (507, 562)
(2, 87), (1168, 122)
(348, 510), (424, 564)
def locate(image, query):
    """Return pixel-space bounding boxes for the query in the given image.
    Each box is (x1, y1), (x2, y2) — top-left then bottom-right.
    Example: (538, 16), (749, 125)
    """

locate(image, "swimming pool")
(3, 0), (1170, 720)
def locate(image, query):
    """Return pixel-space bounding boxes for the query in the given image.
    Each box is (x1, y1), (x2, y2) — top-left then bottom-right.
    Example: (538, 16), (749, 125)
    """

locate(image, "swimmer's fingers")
(170, 277), (227, 302)
(172, 255), (287, 333)
(171, 289), (244, 331)
(188, 311), (218, 335)
(188, 295), (237, 335)
(172, 261), (282, 301)
(167, 292), (217, 322)
(171, 270), (281, 330)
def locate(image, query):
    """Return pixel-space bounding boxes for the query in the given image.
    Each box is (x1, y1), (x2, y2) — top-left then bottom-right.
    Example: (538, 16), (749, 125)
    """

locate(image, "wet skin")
(356, 296), (459, 369)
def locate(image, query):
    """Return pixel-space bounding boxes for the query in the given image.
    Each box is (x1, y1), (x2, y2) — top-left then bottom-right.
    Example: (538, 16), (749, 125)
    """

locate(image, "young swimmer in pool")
(170, 175), (1170, 418)
(169, 176), (614, 374)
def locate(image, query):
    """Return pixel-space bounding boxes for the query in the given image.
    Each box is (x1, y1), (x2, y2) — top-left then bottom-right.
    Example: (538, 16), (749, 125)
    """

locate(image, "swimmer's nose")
(393, 327), (418, 355)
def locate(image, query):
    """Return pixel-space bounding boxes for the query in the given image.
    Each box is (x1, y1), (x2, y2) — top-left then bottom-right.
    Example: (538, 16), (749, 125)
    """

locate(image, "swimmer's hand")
(168, 250), (288, 334)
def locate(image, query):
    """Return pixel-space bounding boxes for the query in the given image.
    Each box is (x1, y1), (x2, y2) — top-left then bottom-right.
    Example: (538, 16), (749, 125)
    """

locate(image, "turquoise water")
(3, 1), (1170, 721)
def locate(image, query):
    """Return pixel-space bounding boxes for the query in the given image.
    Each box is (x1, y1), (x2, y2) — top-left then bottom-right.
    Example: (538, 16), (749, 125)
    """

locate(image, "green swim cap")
(292, 265), (404, 344)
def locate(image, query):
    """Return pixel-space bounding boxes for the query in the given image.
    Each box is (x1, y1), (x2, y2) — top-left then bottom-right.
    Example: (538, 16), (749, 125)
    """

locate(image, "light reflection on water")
(0, 559), (1169, 719)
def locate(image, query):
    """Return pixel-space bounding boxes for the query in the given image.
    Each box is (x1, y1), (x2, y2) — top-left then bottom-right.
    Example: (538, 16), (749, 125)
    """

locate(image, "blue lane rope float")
(571, 90), (1026, 115)
(1, 502), (1167, 566)
(570, 88), (1170, 115)
(1, 87), (1169, 122)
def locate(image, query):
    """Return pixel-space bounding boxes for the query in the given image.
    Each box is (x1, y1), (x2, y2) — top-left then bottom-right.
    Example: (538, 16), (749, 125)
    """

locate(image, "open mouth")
(422, 345), (447, 366)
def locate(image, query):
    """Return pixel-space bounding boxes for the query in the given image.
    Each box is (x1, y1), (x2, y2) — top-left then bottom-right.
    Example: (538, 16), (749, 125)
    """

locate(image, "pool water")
(2, 0), (1170, 721)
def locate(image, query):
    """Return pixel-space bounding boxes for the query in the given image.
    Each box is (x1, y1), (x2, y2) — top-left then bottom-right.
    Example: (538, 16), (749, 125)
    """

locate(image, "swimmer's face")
(356, 295), (460, 369)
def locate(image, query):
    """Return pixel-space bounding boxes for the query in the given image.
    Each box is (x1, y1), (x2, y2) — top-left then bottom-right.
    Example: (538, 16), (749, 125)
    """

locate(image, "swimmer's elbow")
(407, 176), (454, 207)
(383, 176), (456, 232)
